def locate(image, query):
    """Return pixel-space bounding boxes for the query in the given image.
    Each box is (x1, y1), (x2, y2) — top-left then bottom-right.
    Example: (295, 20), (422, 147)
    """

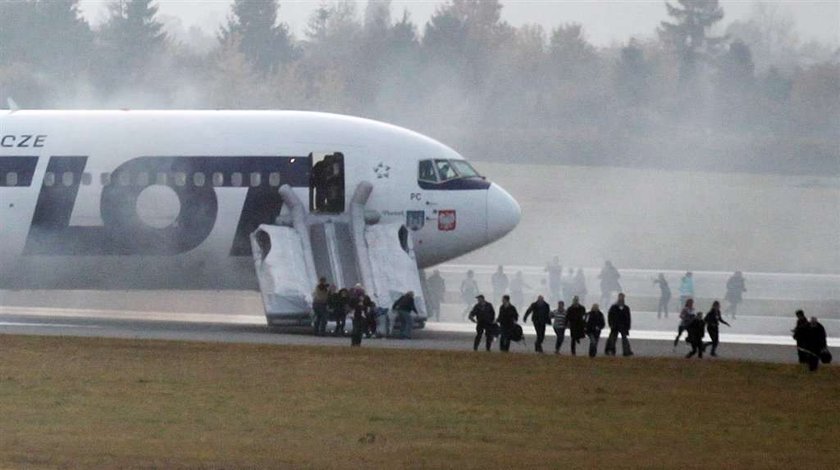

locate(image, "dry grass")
(0, 334), (838, 469)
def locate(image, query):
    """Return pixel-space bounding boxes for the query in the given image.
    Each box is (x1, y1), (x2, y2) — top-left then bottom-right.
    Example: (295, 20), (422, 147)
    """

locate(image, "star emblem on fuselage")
(373, 162), (391, 179)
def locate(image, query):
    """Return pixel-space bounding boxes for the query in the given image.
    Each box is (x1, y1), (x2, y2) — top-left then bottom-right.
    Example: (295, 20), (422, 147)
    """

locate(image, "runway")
(1, 305), (836, 364)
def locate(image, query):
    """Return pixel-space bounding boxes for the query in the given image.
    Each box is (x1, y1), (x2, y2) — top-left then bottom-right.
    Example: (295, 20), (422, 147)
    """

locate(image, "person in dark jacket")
(674, 298), (696, 348)
(802, 316), (829, 372)
(350, 295), (374, 347)
(685, 312), (706, 358)
(392, 291), (418, 339)
(703, 300), (730, 357)
(468, 294), (496, 351)
(330, 288), (350, 336)
(524, 295), (551, 353)
(565, 296), (587, 356)
(792, 310), (809, 364)
(496, 295), (518, 352)
(605, 293), (633, 357)
(586, 303), (606, 358)
(364, 297), (378, 338)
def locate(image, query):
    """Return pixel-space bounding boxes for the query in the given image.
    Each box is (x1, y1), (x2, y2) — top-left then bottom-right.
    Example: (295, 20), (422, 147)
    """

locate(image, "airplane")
(0, 110), (521, 298)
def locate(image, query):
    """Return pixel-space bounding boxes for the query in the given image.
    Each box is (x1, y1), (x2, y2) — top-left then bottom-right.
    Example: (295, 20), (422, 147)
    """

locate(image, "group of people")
(467, 292), (635, 358)
(311, 277), (419, 346)
(434, 262), (750, 324)
(654, 271), (747, 319)
(672, 298), (731, 358)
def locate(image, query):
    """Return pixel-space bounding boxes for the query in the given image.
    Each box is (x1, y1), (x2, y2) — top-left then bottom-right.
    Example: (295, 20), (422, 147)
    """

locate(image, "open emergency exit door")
(309, 152), (345, 213)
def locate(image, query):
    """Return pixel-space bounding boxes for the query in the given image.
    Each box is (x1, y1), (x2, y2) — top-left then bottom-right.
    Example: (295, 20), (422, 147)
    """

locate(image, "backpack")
(509, 324), (524, 342)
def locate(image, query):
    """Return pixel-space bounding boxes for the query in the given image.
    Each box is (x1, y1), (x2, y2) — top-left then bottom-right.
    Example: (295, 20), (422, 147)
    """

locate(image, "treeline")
(0, 0), (837, 174)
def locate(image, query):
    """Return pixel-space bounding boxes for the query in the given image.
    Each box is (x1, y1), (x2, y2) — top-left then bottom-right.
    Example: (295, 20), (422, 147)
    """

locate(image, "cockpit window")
(419, 158), (483, 185)
(435, 159), (458, 181)
(418, 160), (438, 183)
(450, 160), (480, 178)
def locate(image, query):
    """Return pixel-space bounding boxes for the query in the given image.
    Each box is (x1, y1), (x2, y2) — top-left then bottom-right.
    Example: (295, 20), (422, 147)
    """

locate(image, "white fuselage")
(0, 110), (520, 289)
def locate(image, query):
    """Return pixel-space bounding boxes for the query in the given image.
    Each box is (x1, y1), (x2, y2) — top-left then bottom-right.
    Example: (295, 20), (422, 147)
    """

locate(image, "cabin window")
(418, 160), (438, 183)
(193, 172), (205, 187)
(269, 172), (281, 187)
(156, 172), (167, 185)
(44, 172), (55, 187)
(174, 172), (186, 187)
(231, 172), (243, 187)
(62, 172), (74, 187)
(250, 172), (261, 187)
(212, 172), (224, 187)
(6, 172), (17, 186)
(81, 172), (92, 186)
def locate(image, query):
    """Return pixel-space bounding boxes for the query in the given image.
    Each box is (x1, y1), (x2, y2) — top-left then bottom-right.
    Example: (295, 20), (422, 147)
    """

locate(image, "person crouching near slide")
(497, 295), (519, 352)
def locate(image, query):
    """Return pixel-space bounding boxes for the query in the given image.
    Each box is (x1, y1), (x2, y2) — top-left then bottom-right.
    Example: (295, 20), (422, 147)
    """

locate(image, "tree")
(725, 3), (798, 73)
(364, 0), (391, 35)
(422, 0), (510, 86)
(658, 0), (726, 81)
(549, 23), (596, 76)
(717, 40), (755, 91)
(99, 0), (167, 75)
(221, 0), (295, 74)
(0, 1), (92, 75)
(615, 39), (651, 105)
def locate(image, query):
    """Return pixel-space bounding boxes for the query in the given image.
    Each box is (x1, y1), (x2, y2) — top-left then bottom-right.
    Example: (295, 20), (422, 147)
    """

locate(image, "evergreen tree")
(0, 1), (92, 75)
(615, 39), (651, 105)
(422, 0), (509, 85)
(100, 0), (167, 75)
(549, 23), (596, 70)
(364, 0), (391, 36)
(717, 40), (755, 91)
(658, 0), (726, 81)
(221, 0), (295, 74)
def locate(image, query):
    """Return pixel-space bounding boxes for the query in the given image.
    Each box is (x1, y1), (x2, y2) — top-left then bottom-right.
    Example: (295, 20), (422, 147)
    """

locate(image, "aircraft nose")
(486, 183), (521, 243)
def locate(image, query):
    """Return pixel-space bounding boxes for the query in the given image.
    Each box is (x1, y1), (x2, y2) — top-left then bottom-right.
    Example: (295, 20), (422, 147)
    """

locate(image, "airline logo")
(1, 155), (310, 256)
(438, 210), (456, 231)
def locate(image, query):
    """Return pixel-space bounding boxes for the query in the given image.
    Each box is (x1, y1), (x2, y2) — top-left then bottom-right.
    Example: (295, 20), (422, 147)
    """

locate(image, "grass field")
(1, 335), (838, 469)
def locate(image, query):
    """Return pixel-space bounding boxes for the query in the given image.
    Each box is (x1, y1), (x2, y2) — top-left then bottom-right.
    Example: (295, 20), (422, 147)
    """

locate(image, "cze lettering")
(24, 155), (310, 256)
(0, 135), (47, 148)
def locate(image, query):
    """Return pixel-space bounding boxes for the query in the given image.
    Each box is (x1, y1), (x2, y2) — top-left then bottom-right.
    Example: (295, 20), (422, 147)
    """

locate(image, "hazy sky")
(78, 0), (839, 47)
